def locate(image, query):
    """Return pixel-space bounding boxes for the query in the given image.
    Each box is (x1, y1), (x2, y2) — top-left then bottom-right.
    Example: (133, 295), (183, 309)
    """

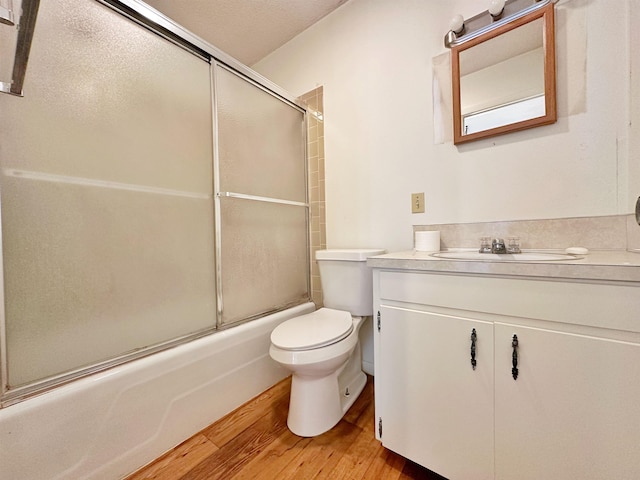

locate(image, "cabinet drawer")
(378, 270), (640, 333)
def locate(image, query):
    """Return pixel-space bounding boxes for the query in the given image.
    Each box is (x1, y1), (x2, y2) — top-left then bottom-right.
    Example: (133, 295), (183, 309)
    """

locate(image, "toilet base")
(286, 339), (367, 438)
(339, 369), (367, 416)
(287, 369), (367, 438)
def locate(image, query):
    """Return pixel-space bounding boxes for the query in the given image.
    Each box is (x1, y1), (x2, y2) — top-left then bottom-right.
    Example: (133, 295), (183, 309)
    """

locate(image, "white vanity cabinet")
(373, 269), (640, 480)
(493, 322), (640, 480)
(377, 306), (495, 480)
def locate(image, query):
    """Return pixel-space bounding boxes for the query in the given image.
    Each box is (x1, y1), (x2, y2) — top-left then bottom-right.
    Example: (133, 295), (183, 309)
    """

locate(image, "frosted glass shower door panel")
(220, 198), (309, 325)
(0, 0), (216, 387)
(215, 65), (306, 203)
(215, 63), (309, 327)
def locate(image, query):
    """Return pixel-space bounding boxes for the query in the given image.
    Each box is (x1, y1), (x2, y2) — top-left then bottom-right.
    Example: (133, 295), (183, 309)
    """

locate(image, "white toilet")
(269, 248), (385, 437)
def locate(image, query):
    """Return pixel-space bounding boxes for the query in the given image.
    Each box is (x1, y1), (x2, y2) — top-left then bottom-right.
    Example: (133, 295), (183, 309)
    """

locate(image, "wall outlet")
(411, 193), (425, 214)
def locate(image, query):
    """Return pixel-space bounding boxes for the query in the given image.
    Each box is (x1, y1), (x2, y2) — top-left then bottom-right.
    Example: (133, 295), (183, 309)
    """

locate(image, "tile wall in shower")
(300, 87), (326, 307)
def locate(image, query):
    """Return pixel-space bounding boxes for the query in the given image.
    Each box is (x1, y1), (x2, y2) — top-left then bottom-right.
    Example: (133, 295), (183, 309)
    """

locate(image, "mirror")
(451, 3), (556, 145)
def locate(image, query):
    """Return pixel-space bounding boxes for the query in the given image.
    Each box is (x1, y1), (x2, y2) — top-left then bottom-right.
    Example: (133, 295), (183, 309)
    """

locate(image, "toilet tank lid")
(316, 249), (386, 261)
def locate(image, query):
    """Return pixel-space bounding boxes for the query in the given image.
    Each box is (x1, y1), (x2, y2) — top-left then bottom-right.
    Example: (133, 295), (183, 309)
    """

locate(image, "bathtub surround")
(414, 214), (640, 252)
(0, 303), (314, 480)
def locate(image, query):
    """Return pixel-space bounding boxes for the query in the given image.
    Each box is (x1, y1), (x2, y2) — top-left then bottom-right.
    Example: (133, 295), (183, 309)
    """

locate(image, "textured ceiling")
(143, 0), (348, 65)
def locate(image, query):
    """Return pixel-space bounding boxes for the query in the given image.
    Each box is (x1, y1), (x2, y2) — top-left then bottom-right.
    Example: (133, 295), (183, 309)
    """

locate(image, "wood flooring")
(125, 375), (446, 480)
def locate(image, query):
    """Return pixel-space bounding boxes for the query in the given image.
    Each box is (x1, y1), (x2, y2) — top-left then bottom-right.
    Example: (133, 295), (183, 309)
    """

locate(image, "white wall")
(254, 0), (639, 252)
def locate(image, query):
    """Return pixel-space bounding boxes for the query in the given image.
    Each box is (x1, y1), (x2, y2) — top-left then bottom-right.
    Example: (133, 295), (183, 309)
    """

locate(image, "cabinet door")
(378, 306), (494, 480)
(495, 323), (640, 480)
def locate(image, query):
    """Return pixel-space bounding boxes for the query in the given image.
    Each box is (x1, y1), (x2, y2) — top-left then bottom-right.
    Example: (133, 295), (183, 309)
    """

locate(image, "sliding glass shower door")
(0, 0), (309, 403)
(214, 64), (309, 327)
(0, 0), (217, 392)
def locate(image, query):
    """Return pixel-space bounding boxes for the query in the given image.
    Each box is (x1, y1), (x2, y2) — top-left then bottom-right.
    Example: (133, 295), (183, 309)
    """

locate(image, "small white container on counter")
(415, 230), (441, 252)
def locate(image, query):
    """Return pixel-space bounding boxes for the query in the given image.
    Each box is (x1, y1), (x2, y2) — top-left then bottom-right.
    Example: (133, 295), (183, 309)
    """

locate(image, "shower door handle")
(0, 0), (40, 97)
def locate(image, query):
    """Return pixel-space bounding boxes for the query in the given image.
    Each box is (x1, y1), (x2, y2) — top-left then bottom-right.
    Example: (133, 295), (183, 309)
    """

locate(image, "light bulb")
(488, 0), (506, 17)
(449, 14), (465, 34)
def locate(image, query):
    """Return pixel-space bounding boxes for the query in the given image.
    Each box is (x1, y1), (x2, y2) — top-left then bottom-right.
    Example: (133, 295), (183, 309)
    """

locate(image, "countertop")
(367, 249), (640, 283)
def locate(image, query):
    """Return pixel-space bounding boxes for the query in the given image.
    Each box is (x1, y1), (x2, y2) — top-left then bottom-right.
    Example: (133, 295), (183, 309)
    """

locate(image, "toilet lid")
(271, 308), (353, 351)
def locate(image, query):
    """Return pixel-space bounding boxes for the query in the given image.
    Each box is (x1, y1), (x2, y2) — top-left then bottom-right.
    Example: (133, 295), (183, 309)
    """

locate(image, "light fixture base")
(444, 0), (552, 48)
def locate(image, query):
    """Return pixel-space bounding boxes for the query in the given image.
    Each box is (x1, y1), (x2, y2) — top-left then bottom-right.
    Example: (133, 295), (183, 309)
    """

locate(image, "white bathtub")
(0, 302), (315, 480)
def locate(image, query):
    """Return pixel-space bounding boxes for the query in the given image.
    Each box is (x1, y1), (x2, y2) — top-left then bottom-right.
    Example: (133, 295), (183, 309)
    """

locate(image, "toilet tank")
(316, 249), (386, 316)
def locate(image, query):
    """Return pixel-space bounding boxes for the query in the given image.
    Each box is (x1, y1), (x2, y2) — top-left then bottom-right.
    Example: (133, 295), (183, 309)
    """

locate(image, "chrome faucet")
(480, 237), (521, 254)
(491, 238), (507, 254)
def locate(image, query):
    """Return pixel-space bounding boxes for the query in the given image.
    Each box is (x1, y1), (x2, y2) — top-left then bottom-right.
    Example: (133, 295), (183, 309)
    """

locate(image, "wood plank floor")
(126, 375), (446, 480)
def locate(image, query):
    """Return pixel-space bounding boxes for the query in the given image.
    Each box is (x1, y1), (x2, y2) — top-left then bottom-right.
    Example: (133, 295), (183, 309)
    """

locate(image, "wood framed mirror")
(451, 3), (556, 145)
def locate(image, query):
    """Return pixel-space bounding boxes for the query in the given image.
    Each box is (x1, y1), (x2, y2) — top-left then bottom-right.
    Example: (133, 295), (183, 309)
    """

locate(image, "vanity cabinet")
(494, 322), (640, 480)
(377, 306), (494, 479)
(373, 269), (640, 480)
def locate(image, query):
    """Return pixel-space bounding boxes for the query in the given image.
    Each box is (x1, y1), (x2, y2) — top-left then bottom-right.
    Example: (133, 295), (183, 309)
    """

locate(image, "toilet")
(269, 248), (385, 437)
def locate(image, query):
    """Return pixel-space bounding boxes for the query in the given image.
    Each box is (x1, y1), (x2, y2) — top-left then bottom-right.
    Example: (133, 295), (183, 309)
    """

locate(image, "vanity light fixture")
(488, 0), (506, 19)
(445, 0), (553, 48)
(449, 14), (465, 35)
(444, 14), (466, 47)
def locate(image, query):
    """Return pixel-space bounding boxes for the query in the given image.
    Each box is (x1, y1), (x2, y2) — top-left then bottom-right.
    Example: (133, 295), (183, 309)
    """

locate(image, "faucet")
(491, 238), (507, 254)
(480, 237), (521, 254)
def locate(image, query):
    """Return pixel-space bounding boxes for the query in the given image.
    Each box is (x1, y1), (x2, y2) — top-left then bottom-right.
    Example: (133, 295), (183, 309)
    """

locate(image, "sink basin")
(430, 251), (581, 262)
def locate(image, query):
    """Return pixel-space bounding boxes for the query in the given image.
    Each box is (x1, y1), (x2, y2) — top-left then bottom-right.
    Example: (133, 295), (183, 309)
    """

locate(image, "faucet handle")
(506, 236), (521, 254)
(479, 236), (492, 253)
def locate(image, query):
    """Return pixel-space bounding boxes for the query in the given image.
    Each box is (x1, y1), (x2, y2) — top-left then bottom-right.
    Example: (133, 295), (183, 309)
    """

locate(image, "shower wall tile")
(300, 86), (326, 308)
(308, 141), (319, 158)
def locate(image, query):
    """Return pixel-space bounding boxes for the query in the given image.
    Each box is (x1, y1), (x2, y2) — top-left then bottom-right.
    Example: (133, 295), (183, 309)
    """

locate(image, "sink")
(430, 251), (581, 262)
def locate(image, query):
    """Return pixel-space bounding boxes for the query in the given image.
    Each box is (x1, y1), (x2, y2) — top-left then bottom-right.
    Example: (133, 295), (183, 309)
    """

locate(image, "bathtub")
(0, 302), (315, 480)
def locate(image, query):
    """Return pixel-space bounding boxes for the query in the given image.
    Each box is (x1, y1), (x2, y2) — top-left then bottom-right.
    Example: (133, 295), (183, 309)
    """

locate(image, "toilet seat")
(271, 308), (353, 351)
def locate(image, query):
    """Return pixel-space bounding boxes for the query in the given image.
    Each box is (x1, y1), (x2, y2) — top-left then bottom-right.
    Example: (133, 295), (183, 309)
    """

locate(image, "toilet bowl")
(269, 308), (367, 437)
(269, 248), (385, 437)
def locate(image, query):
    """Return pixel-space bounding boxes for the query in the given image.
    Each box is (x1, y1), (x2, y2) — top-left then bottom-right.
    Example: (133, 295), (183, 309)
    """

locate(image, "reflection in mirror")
(452, 3), (556, 145)
(460, 18), (544, 134)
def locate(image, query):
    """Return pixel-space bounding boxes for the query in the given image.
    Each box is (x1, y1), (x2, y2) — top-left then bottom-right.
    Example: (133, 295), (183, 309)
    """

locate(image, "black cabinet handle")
(512, 334), (519, 380)
(470, 328), (477, 370)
